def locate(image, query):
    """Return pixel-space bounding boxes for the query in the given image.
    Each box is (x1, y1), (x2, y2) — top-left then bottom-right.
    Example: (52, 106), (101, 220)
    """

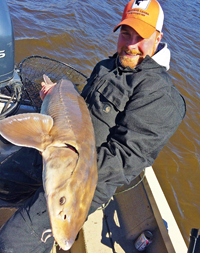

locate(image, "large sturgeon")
(0, 75), (98, 250)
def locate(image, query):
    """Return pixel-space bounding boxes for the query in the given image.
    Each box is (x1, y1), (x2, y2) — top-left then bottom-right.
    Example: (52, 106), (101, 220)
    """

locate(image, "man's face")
(117, 25), (162, 69)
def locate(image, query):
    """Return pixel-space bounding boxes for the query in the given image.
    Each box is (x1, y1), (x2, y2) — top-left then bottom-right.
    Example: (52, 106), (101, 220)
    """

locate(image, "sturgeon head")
(0, 75), (98, 250)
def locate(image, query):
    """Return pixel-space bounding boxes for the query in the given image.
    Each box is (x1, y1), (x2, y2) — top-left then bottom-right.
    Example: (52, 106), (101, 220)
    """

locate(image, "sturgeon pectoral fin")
(0, 113), (53, 151)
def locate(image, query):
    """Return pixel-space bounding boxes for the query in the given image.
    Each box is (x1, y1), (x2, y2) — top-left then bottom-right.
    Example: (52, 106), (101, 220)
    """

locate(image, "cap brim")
(113, 18), (156, 39)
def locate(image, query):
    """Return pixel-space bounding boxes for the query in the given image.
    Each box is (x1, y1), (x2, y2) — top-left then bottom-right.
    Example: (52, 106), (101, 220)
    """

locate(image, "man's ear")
(153, 32), (163, 54)
(156, 32), (163, 46)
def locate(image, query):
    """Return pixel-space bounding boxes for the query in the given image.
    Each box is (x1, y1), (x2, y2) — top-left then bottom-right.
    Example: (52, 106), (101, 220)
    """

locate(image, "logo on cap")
(132, 0), (151, 10)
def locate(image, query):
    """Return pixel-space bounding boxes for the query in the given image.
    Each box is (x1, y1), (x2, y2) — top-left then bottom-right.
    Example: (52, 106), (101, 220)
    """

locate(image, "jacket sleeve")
(90, 83), (186, 211)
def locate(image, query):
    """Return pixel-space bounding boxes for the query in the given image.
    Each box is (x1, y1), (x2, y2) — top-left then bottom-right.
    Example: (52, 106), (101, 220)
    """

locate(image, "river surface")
(6, 0), (200, 246)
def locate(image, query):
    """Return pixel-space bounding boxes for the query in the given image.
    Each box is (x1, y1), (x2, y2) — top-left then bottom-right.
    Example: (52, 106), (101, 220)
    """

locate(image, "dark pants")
(0, 148), (54, 253)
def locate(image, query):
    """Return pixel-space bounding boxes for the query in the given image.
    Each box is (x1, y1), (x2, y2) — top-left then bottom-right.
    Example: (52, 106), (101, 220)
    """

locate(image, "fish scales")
(42, 79), (90, 149)
(42, 81), (78, 142)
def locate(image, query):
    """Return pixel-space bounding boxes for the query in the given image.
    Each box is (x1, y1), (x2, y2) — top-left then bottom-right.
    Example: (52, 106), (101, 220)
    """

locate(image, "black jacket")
(81, 49), (186, 211)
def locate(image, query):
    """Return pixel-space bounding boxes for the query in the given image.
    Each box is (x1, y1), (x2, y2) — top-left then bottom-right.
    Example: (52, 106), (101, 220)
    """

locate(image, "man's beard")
(118, 47), (143, 69)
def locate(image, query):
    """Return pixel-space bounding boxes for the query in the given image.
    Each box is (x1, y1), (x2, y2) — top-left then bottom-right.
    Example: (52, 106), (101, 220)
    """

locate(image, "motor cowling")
(0, 0), (15, 87)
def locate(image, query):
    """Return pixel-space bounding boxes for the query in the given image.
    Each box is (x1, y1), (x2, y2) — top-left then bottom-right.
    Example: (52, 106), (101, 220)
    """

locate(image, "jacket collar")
(152, 42), (171, 70)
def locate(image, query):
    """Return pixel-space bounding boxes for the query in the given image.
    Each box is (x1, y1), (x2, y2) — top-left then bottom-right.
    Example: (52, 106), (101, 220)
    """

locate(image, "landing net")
(18, 55), (87, 111)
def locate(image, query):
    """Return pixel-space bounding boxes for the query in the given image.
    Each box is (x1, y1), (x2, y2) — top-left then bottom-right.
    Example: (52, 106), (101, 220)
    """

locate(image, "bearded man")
(82, 0), (186, 213)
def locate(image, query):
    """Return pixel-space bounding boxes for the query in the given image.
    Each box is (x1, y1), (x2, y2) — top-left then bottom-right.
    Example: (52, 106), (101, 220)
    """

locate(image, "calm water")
(7, 0), (200, 245)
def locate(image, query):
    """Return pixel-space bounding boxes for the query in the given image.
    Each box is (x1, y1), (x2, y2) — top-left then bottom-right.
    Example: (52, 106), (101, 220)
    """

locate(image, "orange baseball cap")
(113, 0), (164, 39)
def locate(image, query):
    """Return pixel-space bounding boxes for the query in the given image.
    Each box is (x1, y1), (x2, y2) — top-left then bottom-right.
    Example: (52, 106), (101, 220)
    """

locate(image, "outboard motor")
(0, 0), (15, 86)
(0, 0), (22, 119)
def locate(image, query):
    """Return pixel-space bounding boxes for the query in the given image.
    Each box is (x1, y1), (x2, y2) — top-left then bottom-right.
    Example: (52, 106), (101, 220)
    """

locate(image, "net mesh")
(18, 55), (88, 111)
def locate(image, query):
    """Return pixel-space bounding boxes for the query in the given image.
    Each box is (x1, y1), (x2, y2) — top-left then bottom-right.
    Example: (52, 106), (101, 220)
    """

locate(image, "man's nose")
(127, 35), (141, 48)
